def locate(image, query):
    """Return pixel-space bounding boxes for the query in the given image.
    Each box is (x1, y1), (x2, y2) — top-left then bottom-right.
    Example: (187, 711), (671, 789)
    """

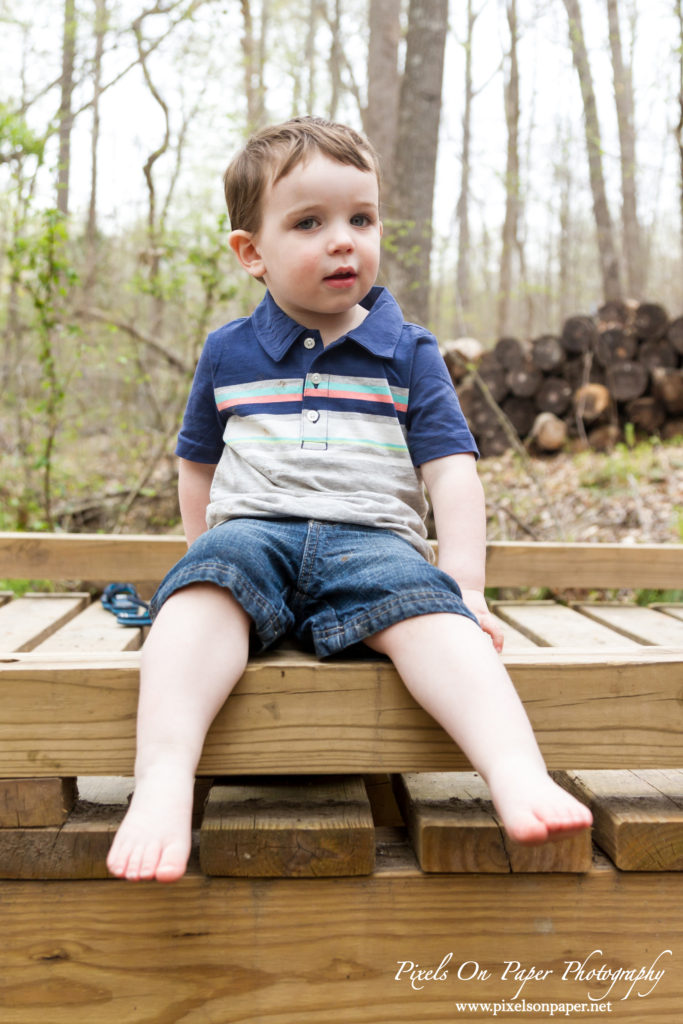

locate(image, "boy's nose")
(327, 225), (354, 253)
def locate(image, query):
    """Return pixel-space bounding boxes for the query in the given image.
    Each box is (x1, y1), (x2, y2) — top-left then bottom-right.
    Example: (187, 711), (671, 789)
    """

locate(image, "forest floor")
(478, 438), (683, 547)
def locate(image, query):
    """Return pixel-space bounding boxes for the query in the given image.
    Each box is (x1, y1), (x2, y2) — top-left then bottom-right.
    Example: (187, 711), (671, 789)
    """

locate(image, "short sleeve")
(175, 337), (225, 463)
(406, 332), (478, 467)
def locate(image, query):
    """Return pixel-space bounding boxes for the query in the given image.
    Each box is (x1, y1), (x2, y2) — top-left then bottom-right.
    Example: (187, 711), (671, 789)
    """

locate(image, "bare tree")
(676, 0), (683, 261)
(364, 0), (401, 202)
(497, 0), (521, 337)
(57, 0), (77, 214)
(385, 0), (448, 325)
(86, 0), (108, 272)
(239, 0), (268, 130)
(562, 0), (622, 301)
(606, 0), (644, 298)
(455, 0), (478, 330)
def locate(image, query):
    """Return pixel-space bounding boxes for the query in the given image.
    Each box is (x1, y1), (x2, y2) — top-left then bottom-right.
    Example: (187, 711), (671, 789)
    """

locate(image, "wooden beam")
(199, 776), (375, 877)
(0, 532), (186, 583)
(1, 846), (681, 1022)
(0, 648), (681, 776)
(484, 540), (683, 589)
(1, 532), (682, 589)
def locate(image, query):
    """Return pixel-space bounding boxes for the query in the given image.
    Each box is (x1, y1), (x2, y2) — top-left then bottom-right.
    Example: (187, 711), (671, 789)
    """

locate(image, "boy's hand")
(460, 589), (504, 654)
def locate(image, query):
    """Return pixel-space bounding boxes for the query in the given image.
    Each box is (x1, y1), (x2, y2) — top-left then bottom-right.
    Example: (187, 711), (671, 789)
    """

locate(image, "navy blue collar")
(250, 286), (404, 361)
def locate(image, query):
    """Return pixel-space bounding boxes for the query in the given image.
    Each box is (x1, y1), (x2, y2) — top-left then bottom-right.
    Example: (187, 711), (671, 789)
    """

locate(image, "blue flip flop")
(101, 583), (152, 626)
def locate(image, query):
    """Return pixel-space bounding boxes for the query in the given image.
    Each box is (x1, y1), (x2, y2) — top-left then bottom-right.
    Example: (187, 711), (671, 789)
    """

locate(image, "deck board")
(0, 851), (681, 1022)
(0, 647), (681, 775)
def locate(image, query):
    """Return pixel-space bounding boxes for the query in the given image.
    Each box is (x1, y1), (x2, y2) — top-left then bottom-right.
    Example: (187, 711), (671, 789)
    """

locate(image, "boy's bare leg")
(365, 613), (592, 845)
(107, 584), (251, 882)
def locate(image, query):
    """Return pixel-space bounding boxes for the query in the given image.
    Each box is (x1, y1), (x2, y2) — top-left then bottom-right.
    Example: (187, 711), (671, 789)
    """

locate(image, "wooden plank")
(393, 772), (591, 873)
(574, 603), (683, 647)
(0, 778), (77, 827)
(34, 601), (144, 653)
(493, 600), (640, 649)
(489, 612), (538, 651)
(484, 540), (683, 589)
(2, 532), (683, 588)
(0, 531), (186, 583)
(0, 853), (682, 1022)
(558, 769), (683, 871)
(656, 604), (683, 623)
(200, 775), (375, 877)
(0, 648), (681, 776)
(0, 594), (90, 652)
(0, 802), (123, 880)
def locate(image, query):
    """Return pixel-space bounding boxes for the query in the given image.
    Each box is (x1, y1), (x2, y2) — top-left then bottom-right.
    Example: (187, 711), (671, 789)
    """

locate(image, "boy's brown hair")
(224, 115), (381, 234)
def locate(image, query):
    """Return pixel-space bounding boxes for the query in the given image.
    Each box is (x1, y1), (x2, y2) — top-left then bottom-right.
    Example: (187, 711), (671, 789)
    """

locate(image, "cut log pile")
(442, 301), (683, 457)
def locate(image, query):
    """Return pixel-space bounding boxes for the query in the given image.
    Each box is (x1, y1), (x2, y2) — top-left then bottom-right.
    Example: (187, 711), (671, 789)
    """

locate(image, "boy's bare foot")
(107, 764), (195, 882)
(487, 759), (593, 846)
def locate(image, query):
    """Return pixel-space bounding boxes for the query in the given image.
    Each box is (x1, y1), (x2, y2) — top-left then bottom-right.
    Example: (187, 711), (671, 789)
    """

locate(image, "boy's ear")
(229, 230), (266, 279)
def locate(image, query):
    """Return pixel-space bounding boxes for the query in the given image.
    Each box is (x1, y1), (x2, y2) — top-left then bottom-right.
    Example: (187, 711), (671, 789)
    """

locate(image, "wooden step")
(199, 775), (375, 877)
(392, 772), (592, 873)
(558, 769), (683, 870)
(0, 647), (682, 776)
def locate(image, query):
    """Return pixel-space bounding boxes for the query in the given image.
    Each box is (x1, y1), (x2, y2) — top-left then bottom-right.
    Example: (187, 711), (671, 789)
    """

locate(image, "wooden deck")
(0, 533), (682, 1021)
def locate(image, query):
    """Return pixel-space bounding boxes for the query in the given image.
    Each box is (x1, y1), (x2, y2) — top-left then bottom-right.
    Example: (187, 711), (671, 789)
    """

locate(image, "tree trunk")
(328, 0), (343, 120)
(365, 0), (400, 202)
(455, 0), (477, 329)
(676, 0), (683, 262)
(497, 0), (520, 337)
(86, 0), (108, 271)
(385, 0), (448, 326)
(606, 0), (644, 298)
(57, 0), (77, 214)
(562, 0), (622, 301)
(240, 0), (268, 131)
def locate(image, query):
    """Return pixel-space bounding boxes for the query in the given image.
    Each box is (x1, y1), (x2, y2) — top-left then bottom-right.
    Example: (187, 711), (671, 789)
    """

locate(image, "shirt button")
(303, 337), (316, 349)
(310, 373), (322, 386)
(306, 410), (320, 423)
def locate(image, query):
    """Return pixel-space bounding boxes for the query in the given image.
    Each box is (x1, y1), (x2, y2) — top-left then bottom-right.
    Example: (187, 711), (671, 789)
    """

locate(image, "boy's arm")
(420, 452), (503, 652)
(178, 457), (217, 547)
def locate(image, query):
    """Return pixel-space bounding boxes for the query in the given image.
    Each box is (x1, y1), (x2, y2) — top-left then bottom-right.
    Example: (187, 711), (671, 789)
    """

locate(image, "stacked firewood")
(443, 301), (683, 457)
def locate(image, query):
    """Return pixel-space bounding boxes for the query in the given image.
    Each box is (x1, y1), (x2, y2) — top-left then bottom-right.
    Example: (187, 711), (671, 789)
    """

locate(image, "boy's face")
(230, 152), (382, 337)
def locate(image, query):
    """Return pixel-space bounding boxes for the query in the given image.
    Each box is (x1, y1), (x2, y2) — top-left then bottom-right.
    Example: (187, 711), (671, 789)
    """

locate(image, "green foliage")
(7, 206), (80, 529)
(0, 102), (45, 164)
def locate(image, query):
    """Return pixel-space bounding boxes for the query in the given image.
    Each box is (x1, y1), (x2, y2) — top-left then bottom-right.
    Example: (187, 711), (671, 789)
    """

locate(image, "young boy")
(107, 116), (592, 882)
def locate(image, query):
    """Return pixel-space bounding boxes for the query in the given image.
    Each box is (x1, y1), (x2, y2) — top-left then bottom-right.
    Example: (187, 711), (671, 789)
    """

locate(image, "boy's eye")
(351, 213), (371, 227)
(295, 217), (318, 230)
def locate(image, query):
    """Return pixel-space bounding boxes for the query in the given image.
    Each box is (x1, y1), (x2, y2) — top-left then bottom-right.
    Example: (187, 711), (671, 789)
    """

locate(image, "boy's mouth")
(324, 267), (357, 287)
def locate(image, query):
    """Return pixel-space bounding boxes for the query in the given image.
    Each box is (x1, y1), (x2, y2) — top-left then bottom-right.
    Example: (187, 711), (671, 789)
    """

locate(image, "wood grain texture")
(0, 647), (682, 776)
(0, 849), (681, 1022)
(2, 532), (682, 588)
(393, 772), (592, 873)
(34, 601), (143, 653)
(558, 769), (683, 871)
(0, 594), (90, 652)
(574, 604), (683, 647)
(0, 778), (77, 827)
(200, 776), (375, 877)
(493, 601), (641, 649)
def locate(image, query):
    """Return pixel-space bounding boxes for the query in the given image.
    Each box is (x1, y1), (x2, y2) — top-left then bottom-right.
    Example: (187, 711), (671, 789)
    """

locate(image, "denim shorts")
(150, 518), (478, 658)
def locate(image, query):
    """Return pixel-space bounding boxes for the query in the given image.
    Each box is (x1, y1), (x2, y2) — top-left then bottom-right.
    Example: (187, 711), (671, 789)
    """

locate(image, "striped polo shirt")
(176, 287), (477, 561)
